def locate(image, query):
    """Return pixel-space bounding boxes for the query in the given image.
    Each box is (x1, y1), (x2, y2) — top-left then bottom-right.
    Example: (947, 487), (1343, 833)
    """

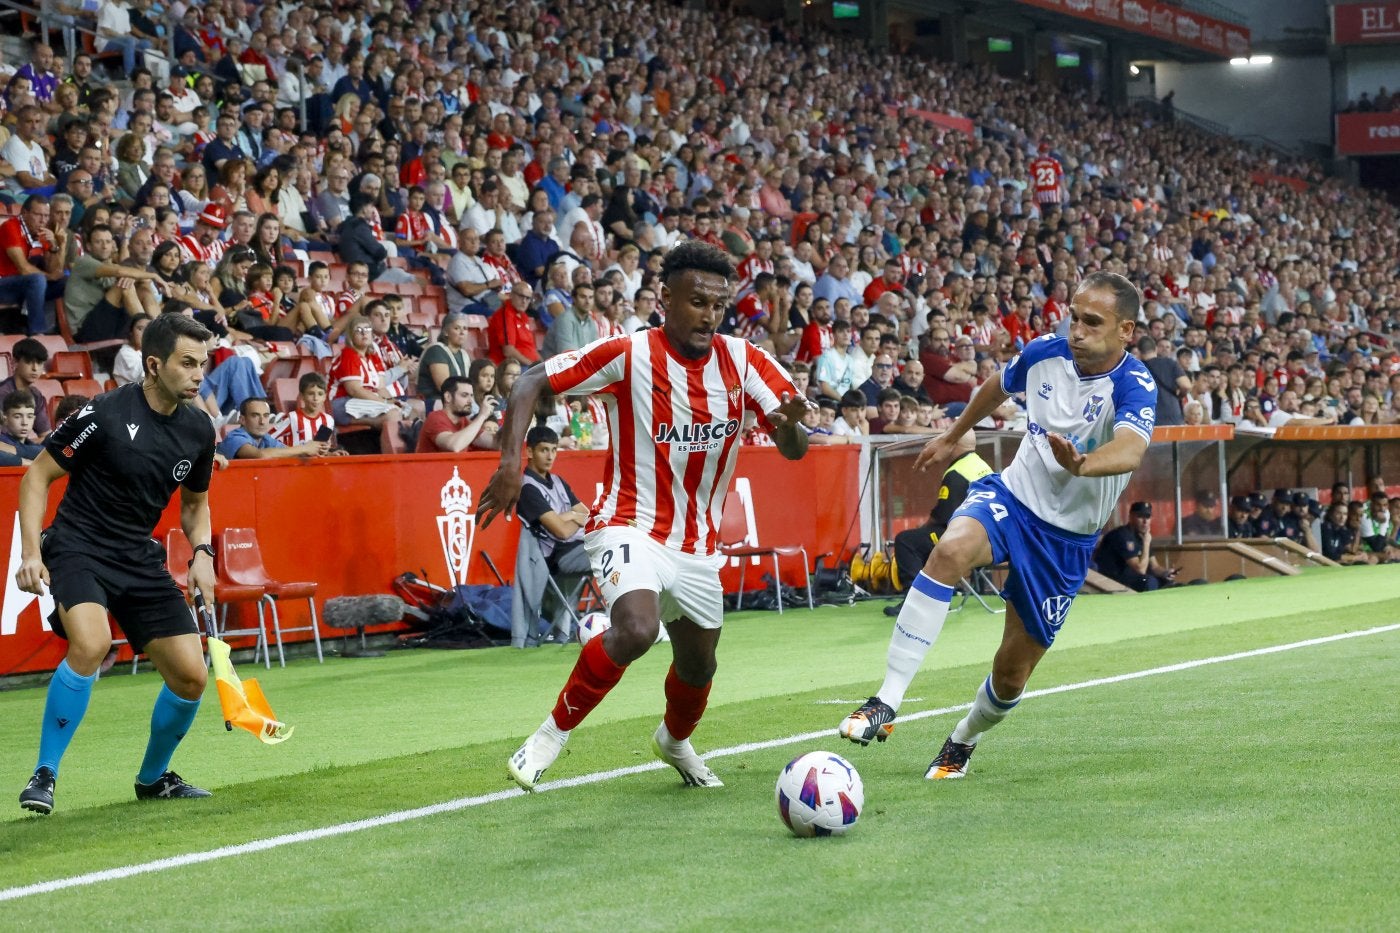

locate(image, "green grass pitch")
(2, 566), (1399, 930)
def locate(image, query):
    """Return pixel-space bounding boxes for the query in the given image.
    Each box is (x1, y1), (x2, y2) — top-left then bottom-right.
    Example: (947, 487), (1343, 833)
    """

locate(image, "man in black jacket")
(336, 194), (415, 284)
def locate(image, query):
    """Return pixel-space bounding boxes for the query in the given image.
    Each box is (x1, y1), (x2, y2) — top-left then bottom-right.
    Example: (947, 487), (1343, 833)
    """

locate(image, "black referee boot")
(19, 767), (56, 815)
(134, 771), (212, 800)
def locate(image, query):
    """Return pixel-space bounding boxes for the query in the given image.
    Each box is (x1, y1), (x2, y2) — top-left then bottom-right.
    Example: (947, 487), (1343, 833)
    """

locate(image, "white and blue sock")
(950, 674), (1022, 746)
(36, 660), (97, 777)
(875, 573), (954, 712)
(137, 685), (201, 785)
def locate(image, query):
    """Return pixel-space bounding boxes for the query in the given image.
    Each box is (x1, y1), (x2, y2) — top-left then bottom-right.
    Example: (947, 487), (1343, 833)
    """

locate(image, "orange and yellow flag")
(208, 638), (294, 744)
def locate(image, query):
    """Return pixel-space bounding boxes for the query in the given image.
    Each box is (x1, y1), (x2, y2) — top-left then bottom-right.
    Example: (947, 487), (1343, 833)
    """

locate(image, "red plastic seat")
(166, 529), (271, 667)
(271, 377), (301, 413)
(63, 378), (104, 399)
(49, 350), (94, 380)
(219, 528), (322, 665)
(718, 493), (813, 613)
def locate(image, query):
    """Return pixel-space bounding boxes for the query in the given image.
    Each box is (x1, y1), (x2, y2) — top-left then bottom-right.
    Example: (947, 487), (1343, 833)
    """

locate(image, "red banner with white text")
(0, 448), (861, 676)
(1332, 2), (1400, 45)
(1336, 111), (1400, 154)
(1014, 0), (1249, 59)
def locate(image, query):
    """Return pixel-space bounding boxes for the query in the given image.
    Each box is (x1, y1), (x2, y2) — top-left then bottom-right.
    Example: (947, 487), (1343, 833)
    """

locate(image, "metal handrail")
(0, 0), (177, 69)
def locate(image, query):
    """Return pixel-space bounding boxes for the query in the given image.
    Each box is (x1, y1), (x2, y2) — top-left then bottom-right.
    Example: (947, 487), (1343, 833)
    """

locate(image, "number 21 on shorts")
(599, 543), (631, 578)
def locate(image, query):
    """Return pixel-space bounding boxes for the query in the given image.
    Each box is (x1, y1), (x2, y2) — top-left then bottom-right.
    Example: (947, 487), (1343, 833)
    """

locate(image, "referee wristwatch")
(188, 544), (215, 567)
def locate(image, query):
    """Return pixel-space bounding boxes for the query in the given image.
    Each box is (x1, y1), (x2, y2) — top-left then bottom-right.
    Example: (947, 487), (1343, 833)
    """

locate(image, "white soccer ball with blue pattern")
(775, 751), (864, 837)
(576, 612), (611, 646)
(575, 612), (669, 646)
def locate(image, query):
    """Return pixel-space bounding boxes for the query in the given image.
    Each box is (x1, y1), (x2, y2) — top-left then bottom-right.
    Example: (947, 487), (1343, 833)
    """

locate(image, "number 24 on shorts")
(599, 543), (631, 578)
(965, 490), (1008, 521)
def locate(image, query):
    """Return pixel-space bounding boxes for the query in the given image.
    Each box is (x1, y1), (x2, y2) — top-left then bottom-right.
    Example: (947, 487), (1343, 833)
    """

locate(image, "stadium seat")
(49, 351), (94, 381)
(464, 316), (490, 357)
(45, 393), (63, 427)
(271, 377), (301, 412)
(32, 378), (64, 403)
(35, 335), (68, 361)
(261, 356), (300, 392)
(62, 378), (104, 400)
(718, 492), (813, 613)
(420, 287), (447, 320)
(218, 528), (323, 666)
(165, 529), (272, 668)
(381, 417), (407, 455)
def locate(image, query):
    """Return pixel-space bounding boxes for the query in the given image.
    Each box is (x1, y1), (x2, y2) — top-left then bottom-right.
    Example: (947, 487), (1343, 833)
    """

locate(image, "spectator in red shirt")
(922, 329), (977, 414)
(1003, 296), (1036, 350)
(487, 282), (542, 367)
(0, 196), (56, 334)
(862, 258), (905, 309)
(328, 316), (403, 440)
(415, 375), (499, 453)
(795, 296), (833, 364)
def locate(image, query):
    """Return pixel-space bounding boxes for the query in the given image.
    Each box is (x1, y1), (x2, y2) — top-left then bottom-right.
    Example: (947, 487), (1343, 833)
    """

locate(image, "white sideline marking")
(814, 697), (924, 705)
(3, 622), (1397, 903)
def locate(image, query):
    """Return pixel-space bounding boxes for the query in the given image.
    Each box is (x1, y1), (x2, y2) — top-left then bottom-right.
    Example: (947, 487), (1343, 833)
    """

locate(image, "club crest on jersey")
(1038, 382), (1053, 399)
(654, 419), (741, 453)
(1082, 395), (1105, 423)
(728, 383), (741, 407)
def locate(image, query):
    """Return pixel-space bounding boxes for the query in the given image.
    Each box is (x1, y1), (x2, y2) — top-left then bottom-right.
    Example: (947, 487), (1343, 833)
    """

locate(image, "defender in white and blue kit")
(838, 271), (1157, 779)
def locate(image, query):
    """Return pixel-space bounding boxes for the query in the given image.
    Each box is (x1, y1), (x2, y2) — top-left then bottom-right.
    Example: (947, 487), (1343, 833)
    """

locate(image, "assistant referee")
(16, 313), (219, 815)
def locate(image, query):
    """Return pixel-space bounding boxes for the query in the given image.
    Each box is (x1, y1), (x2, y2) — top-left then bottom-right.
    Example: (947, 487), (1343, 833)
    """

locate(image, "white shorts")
(584, 526), (727, 629)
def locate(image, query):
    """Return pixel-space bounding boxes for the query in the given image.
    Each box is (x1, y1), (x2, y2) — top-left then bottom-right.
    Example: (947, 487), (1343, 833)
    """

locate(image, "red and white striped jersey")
(396, 210), (429, 243)
(733, 292), (770, 342)
(1030, 156), (1063, 204)
(272, 407), (335, 446)
(178, 235), (226, 266)
(329, 348), (386, 399)
(483, 253), (521, 288)
(898, 252), (927, 281)
(735, 253), (773, 296)
(335, 288), (363, 318)
(592, 312), (624, 340)
(372, 333), (408, 395)
(545, 329), (798, 556)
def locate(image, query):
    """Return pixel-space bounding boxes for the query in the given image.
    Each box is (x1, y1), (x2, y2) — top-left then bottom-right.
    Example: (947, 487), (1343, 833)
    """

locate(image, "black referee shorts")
(41, 530), (198, 653)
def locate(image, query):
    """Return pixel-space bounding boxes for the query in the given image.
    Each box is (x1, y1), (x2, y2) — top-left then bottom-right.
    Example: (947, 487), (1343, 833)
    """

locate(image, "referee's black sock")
(36, 660), (97, 777)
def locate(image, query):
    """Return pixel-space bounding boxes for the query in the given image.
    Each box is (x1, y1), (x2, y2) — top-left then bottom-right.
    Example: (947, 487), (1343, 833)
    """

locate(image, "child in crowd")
(0, 392), (43, 466)
(272, 372), (345, 455)
(833, 389), (868, 439)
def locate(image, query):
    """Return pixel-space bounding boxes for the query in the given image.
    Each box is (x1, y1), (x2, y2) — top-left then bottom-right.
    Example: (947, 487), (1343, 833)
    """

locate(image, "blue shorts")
(950, 474), (1098, 648)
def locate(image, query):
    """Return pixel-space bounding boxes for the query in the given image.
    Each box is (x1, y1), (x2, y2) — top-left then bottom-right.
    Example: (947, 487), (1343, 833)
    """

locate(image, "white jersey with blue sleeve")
(999, 335), (1157, 535)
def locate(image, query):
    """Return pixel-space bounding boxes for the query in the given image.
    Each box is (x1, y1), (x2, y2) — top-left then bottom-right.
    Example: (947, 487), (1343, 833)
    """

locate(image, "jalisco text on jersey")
(653, 420), (742, 445)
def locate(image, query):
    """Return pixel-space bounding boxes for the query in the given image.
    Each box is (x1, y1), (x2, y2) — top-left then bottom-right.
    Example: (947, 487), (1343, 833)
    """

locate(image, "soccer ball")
(775, 751), (864, 837)
(575, 612), (670, 646)
(576, 612), (611, 646)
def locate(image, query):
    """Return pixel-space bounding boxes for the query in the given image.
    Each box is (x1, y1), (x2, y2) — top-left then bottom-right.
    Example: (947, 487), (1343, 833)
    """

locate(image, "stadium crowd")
(0, 0), (1396, 469)
(1339, 87), (1400, 113)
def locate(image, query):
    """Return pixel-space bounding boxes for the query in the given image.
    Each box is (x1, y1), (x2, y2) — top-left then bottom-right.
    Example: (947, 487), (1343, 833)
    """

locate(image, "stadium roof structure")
(896, 0), (1251, 62)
